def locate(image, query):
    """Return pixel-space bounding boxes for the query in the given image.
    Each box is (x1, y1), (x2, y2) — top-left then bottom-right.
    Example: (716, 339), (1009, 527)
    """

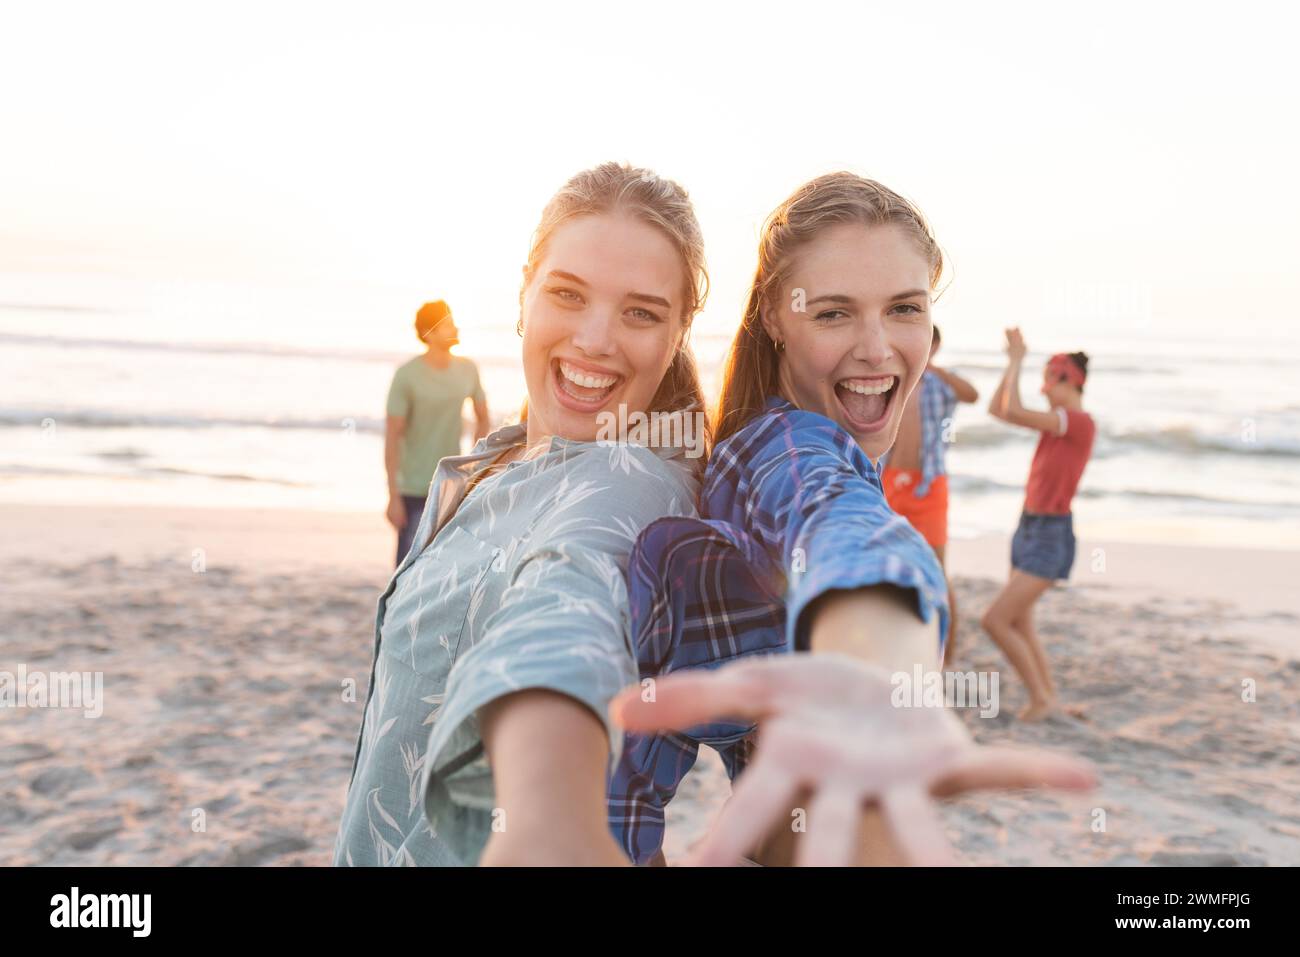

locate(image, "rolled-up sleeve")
(419, 445), (695, 857)
(714, 409), (950, 654)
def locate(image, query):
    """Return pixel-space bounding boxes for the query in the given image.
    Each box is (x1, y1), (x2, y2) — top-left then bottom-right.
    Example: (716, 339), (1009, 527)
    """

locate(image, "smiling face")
(520, 212), (685, 444)
(761, 222), (934, 462)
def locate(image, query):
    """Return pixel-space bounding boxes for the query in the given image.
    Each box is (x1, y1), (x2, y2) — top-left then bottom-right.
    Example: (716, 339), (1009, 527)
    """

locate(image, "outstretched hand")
(610, 655), (1095, 866)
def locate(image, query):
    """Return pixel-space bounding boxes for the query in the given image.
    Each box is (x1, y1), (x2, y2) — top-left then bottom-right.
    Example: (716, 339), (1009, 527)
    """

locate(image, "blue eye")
(627, 307), (664, 323)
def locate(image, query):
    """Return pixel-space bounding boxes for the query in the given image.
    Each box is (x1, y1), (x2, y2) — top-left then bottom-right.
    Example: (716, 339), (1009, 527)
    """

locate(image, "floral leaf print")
(434, 561), (460, 605)
(336, 428), (701, 867)
(356, 666), (395, 774)
(465, 591), (486, 634)
(606, 443), (655, 479)
(483, 482), (500, 534)
(365, 788), (399, 866)
(374, 716), (397, 746)
(370, 787), (401, 832)
(420, 691), (444, 726)
(400, 740), (427, 817)
(407, 596), (424, 671)
(553, 479), (606, 514)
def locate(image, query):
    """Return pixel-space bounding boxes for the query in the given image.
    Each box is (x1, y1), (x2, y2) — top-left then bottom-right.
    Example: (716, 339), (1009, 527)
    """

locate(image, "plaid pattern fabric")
(880, 371), (958, 498)
(607, 396), (950, 864)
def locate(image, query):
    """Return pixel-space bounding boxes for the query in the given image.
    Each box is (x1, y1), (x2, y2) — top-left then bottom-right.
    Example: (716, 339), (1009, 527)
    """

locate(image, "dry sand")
(2, 503), (1298, 866)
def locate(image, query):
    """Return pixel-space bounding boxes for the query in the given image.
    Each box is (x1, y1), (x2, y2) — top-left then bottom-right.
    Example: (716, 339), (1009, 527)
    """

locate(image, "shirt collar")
(506, 418), (698, 466)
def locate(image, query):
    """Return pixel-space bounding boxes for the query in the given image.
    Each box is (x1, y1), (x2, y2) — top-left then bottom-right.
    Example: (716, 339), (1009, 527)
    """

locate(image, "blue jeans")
(395, 495), (427, 567)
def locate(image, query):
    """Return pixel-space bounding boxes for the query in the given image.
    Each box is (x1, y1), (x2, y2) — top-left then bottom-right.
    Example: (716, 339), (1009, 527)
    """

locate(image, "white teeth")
(838, 376), (896, 396)
(559, 360), (618, 390)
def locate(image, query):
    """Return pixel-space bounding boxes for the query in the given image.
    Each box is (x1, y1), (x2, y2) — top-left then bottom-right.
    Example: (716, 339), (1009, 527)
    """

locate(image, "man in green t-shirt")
(385, 300), (490, 565)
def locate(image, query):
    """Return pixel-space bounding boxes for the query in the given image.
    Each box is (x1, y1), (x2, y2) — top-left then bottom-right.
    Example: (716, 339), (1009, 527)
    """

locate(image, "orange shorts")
(881, 468), (949, 550)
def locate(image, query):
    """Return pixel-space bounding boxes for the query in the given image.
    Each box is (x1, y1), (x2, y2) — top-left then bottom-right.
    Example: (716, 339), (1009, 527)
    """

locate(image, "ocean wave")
(0, 302), (117, 315)
(952, 422), (1300, 458)
(3, 405), (1296, 459)
(1099, 426), (1300, 458)
(0, 408), (386, 434)
(947, 473), (1300, 512)
(0, 331), (522, 368)
(0, 462), (310, 487)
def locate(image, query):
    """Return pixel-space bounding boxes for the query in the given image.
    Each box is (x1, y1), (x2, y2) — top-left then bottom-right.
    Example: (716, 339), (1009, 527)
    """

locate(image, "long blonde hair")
(713, 172), (944, 444)
(519, 162), (711, 442)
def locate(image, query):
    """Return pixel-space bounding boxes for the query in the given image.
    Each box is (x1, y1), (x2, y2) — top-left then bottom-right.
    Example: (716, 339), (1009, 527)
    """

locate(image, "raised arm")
(988, 328), (1064, 435)
(927, 364), (979, 404)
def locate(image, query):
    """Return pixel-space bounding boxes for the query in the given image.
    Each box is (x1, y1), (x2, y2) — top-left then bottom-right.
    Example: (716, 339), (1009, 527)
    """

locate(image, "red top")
(1024, 408), (1095, 515)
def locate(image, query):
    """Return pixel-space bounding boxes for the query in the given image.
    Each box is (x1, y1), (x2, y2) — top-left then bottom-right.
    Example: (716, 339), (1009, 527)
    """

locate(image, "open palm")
(611, 654), (1095, 866)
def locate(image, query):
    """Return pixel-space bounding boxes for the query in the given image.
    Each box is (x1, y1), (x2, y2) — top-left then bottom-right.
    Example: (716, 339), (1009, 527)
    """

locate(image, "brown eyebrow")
(806, 289), (929, 307)
(547, 270), (671, 309)
(546, 270), (589, 286)
(627, 292), (672, 309)
(889, 289), (930, 302)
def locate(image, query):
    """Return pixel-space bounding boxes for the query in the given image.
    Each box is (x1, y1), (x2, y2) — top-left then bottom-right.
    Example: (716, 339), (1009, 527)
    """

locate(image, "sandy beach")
(2, 503), (1298, 866)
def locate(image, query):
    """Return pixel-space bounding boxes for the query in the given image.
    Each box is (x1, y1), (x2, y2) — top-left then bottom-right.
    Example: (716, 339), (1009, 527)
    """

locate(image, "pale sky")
(3, 0), (1297, 357)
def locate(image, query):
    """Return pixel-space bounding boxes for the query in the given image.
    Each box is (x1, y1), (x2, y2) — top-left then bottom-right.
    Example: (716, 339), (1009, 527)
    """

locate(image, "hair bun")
(1069, 352), (1089, 376)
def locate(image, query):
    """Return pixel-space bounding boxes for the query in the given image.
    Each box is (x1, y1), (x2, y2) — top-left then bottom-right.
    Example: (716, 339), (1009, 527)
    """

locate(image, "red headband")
(1047, 353), (1085, 388)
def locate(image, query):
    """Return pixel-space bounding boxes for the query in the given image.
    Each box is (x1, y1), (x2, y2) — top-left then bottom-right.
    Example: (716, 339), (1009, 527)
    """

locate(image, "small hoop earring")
(516, 317), (524, 337)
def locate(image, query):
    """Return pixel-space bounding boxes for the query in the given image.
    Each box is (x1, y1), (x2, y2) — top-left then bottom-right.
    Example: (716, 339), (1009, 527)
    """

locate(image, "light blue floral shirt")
(333, 422), (699, 866)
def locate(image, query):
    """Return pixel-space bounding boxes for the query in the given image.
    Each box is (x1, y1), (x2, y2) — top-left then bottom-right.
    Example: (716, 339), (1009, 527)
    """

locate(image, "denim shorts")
(1010, 511), (1076, 581)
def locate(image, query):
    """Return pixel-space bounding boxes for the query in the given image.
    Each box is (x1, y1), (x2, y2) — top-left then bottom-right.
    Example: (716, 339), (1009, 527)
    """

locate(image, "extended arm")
(479, 690), (627, 865)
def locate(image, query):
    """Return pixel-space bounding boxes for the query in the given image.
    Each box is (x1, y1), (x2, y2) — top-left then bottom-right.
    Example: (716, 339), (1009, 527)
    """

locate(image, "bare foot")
(1018, 699), (1055, 721)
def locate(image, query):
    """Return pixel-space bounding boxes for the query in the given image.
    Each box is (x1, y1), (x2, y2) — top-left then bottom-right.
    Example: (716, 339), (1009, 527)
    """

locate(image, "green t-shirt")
(386, 355), (485, 496)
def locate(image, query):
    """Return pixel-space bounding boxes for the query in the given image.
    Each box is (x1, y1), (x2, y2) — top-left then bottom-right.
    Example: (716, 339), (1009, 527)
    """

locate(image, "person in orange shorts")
(880, 325), (978, 663)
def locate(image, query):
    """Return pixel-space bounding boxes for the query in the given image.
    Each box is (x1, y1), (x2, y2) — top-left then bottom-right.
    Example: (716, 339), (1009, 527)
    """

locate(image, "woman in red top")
(983, 328), (1094, 720)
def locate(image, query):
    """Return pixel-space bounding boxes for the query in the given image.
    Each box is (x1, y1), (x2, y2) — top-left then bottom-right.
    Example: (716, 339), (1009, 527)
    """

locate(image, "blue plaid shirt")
(607, 396), (950, 864)
(879, 371), (957, 498)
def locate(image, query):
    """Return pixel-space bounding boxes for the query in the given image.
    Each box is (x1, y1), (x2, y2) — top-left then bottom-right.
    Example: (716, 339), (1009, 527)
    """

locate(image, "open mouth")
(833, 375), (899, 432)
(552, 358), (623, 412)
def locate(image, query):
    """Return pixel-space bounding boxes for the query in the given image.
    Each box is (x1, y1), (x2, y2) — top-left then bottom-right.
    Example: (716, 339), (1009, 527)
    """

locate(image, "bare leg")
(981, 571), (1054, 719)
(1011, 587), (1056, 700)
(935, 544), (957, 666)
